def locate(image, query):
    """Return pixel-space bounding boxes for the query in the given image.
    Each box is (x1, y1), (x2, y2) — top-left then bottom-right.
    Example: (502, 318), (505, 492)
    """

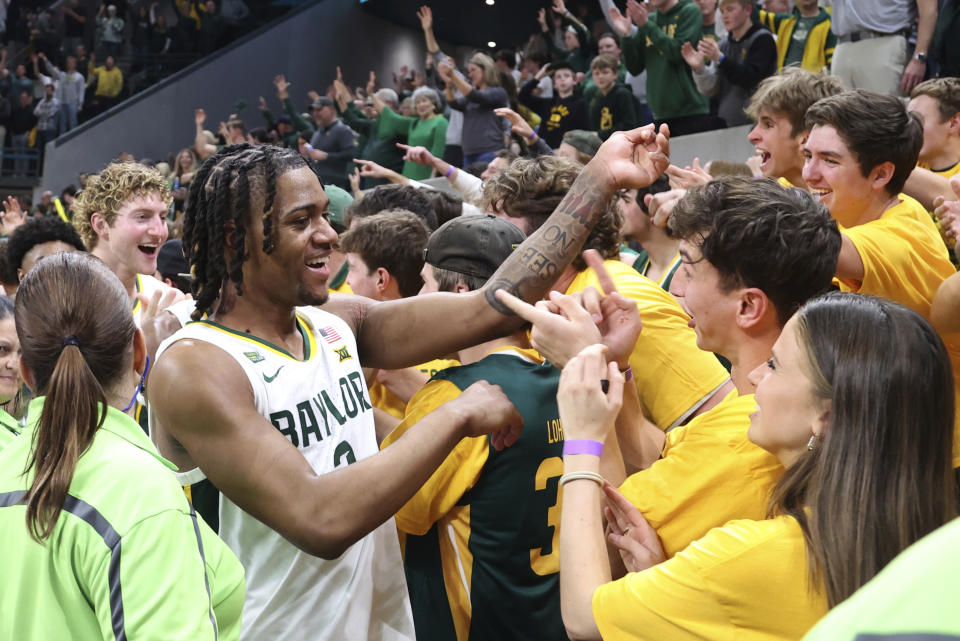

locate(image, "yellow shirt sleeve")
(838, 196), (953, 317)
(381, 378), (489, 536)
(592, 517), (827, 641)
(618, 392), (783, 557)
(370, 358), (460, 419)
(567, 261), (729, 429)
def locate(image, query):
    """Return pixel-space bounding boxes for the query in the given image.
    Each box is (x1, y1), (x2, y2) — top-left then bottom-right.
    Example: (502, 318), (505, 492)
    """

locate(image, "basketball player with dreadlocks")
(147, 126), (670, 640)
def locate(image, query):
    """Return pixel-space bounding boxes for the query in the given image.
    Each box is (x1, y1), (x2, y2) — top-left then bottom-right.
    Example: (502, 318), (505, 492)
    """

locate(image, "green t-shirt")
(783, 16), (820, 68)
(802, 517), (960, 641)
(378, 106), (449, 181)
(0, 397), (245, 640)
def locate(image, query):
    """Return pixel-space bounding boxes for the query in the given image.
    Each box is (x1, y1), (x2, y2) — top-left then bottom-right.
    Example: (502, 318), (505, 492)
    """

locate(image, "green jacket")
(758, 7), (835, 73)
(0, 397), (245, 640)
(621, 0), (709, 120)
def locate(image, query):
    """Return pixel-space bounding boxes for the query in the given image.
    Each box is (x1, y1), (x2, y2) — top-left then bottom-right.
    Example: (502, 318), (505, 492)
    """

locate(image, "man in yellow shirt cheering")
(803, 89), (960, 466)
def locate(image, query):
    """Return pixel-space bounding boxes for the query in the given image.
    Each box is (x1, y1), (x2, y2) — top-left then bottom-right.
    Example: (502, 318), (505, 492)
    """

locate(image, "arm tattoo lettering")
(483, 170), (613, 314)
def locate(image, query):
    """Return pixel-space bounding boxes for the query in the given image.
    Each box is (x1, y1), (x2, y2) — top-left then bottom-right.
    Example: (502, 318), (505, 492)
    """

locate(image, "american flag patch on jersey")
(319, 326), (342, 344)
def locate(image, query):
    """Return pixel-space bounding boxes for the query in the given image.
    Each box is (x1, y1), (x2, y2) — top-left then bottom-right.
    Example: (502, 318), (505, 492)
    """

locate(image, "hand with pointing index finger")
(494, 250), (642, 369)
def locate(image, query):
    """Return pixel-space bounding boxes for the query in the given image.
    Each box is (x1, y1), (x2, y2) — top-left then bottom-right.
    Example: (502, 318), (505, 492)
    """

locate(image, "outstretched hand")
(495, 250), (642, 369)
(680, 41), (705, 72)
(397, 143), (436, 166)
(665, 157), (710, 190)
(416, 5), (433, 31)
(494, 107), (534, 140)
(607, 5), (632, 36)
(603, 481), (665, 572)
(588, 124), (671, 193)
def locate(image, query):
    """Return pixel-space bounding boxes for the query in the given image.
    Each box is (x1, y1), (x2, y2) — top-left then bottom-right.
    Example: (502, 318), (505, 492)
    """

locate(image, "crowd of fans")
(2, 0), (960, 640)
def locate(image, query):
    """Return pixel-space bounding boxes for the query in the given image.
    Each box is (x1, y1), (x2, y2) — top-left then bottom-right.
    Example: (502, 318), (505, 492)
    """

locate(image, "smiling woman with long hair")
(0, 252), (245, 640)
(557, 292), (956, 641)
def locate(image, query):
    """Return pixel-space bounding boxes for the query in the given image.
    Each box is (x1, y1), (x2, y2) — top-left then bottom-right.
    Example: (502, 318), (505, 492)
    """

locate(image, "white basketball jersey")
(152, 307), (415, 641)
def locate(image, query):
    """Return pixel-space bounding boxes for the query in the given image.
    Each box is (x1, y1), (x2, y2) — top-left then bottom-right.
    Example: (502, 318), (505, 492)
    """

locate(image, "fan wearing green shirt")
(373, 86), (448, 181)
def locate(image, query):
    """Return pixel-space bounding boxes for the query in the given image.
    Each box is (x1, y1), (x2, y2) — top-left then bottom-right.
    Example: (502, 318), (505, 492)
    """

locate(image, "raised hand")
(626, 0), (649, 27)
(436, 60), (454, 81)
(646, 187), (686, 228)
(494, 107), (534, 140)
(307, 89), (321, 102)
(588, 124), (671, 192)
(348, 167), (362, 196)
(681, 41), (705, 72)
(665, 158), (710, 190)
(450, 380), (524, 450)
(258, 95), (267, 110)
(537, 7), (548, 30)
(137, 287), (191, 325)
(273, 74), (291, 99)
(0, 195), (26, 236)
(697, 37), (721, 62)
(417, 5), (433, 30)
(194, 108), (206, 126)
(557, 344), (624, 442)
(551, 0), (567, 15)
(607, 5), (632, 36)
(603, 481), (665, 572)
(336, 65), (344, 83)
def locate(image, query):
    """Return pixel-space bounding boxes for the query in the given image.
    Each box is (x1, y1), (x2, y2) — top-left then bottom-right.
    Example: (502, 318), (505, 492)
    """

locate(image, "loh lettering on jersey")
(269, 370), (372, 450)
(546, 418), (565, 444)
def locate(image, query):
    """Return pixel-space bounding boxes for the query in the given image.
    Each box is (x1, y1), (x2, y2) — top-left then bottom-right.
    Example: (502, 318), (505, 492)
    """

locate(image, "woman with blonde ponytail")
(0, 252), (245, 640)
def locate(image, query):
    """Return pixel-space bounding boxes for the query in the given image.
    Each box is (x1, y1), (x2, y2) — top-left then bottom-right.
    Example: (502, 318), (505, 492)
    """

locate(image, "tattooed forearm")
(484, 170), (614, 314)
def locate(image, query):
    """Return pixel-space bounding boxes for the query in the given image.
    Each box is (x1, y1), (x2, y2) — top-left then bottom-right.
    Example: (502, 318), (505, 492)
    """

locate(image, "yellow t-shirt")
(370, 358), (460, 419)
(618, 390), (784, 557)
(838, 195), (960, 465)
(566, 261), (730, 429)
(919, 161), (960, 255)
(593, 516), (828, 641)
(919, 159), (960, 179)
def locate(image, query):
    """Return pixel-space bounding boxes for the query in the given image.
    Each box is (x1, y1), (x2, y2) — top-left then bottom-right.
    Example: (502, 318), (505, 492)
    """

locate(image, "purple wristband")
(444, 165), (455, 178)
(563, 439), (604, 457)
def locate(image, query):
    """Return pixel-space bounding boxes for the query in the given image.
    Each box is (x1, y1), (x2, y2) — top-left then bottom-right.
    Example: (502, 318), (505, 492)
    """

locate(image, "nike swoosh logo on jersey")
(264, 366), (284, 383)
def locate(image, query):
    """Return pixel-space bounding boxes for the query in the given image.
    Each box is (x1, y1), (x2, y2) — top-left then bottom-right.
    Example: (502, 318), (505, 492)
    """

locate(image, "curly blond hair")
(72, 162), (172, 249)
(482, 155), (621, 270)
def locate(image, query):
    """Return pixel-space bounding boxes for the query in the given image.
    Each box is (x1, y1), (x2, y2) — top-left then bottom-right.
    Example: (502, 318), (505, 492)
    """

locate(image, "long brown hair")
(17, 252), (135, 541)
(768, 292), (956, 606)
